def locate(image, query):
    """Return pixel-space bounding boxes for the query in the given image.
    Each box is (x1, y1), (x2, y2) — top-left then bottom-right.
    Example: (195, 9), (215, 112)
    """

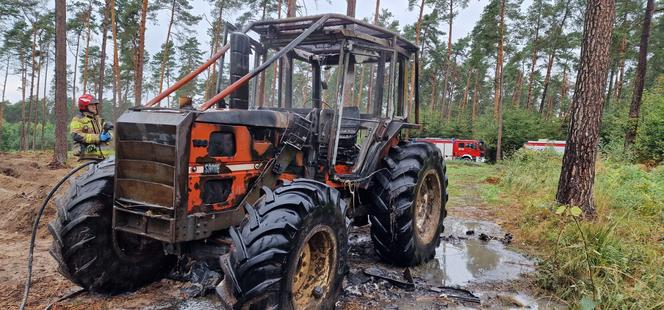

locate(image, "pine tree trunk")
(538, 0), (572, 113)
(624, 0), (654, 148)
(545, 91), (554, 117)
(525, 7), (542, 111)
(41, 45), (50, 149)
(557, 0), (615, 216)
(366, 0), (380, 113)
(342, 0), (356, 107)
(287, 0), (296, 16)
(458, 69), (473, 120)
(495, 0), (506, 160)
(31, 51), (43, 150)
(256, 1), (268, 105)
(605, 64), (615, 106)
(538, 53), (555, 113)
(26, 27), (38, 151)
(82, 1), (93, 94)
(342, 0), (355, 106)
(613, 33), (627, 102)
(122, 79), (130, 110)
(279, 0), (296, 108)
(270, 0), (283, 107)
(560, 67), (568, 116)
(20, 55), (27, 150)
(471, 73), (480, 123)
(134, 0), (149, 106)
(0, 55), (10, 147)
(410, 0), (425, 117)
(355, 64), (365, 107)
(110, 0), (121, 116)
(346, 0), (356, 17)
(206, 3), (224, 100)
(71, 29), (82, 114)
(440, 0), (454, 119)
(53, 0), (68, 166)
(512, 70), (523, 107)
(158, 0), (176, 98)
(445, 67), (455, 122)
(1, 55), (7, 102)
(429, 70), (438, 113)
(97, 0), (110, 114)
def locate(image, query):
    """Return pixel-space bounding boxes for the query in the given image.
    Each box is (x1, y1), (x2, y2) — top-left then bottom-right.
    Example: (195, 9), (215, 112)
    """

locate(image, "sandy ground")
(0, 153), (562, 309)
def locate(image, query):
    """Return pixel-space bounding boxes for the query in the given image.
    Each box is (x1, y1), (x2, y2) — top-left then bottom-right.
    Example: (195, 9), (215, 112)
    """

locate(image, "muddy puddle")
(416, 217), (535, 287)
(339, 217), (566, 309)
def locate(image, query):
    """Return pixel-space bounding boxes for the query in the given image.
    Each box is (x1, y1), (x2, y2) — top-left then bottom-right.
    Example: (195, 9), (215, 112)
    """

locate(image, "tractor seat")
(340, 107), (360, 137)
(337, 107), (361, 164)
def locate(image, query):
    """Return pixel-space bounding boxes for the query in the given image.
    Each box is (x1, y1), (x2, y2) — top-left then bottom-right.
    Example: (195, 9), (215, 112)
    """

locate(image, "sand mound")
(0, 153), (70, 235)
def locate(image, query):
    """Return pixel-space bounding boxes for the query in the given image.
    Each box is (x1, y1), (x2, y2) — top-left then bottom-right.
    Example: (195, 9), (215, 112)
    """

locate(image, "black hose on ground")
(19, 161), (96, 310)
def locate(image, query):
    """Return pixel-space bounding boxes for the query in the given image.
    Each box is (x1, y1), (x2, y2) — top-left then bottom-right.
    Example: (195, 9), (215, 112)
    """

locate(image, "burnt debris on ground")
(336, 217), (557, 309)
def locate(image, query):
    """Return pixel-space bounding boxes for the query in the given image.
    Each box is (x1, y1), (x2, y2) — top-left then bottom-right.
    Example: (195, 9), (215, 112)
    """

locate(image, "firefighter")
(70, 94), (112, 160)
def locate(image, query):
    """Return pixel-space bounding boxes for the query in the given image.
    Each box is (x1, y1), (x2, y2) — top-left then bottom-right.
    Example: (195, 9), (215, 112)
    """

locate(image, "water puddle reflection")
(415, 218), (534, 287)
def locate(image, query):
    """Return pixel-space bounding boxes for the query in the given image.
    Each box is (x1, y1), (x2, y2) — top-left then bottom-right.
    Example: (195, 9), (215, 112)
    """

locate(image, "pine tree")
(624, 0), (655, 148)
(97, 0), (111, 112)
(204, 0), (243, 100)
(174, 37), (203, 101)
(53, 0), (68, 166)
(495, 0), (506, 160)
(438, 0), (470, 120)
(153, 0), (201, 105)
(522, 0), (545, 110)
(557, 0), (615, 216)
(68, 2), (89, 114)
(538, 0), (573, 113)
(135, 0), (148, 106)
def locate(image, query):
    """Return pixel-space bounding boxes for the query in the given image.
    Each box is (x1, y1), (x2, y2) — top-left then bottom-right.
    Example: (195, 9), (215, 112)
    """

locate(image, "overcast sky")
(3, 0), (488, 103)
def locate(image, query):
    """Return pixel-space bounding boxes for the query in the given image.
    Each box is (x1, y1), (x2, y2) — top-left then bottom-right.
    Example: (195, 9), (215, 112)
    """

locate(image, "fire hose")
(19, 161), (97, 310)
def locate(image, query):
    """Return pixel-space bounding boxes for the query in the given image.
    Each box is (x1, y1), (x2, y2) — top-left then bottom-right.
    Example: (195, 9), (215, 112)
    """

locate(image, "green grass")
(445, 160), (501, 206)
(487, 150), (664, 308)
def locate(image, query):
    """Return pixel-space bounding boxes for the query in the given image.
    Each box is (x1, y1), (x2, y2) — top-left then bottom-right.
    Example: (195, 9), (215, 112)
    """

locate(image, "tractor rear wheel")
(217, 179), (348, 310)
(48, 158), (174, 294)
(366, 141), (448, 266)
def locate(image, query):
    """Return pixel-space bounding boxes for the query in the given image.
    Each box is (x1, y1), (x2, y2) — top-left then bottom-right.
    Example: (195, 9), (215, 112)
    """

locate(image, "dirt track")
(0, 153), (562, 309)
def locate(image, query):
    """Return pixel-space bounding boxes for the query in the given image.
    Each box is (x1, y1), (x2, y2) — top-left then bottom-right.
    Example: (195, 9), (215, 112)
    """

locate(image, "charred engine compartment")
(112, 110), (294, 244)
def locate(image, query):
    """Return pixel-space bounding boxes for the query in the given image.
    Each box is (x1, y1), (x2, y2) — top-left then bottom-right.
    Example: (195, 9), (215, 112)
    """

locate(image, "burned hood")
(195, 109), (292, 128)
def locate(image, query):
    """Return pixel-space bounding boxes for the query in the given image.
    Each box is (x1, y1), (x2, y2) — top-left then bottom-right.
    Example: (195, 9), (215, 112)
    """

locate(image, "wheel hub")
(414, 169), (442, 244)
(291, 226), (337, 309)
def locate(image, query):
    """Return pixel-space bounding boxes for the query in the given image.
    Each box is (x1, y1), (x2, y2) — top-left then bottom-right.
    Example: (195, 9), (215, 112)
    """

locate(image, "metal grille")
(112, 110), (192, 242)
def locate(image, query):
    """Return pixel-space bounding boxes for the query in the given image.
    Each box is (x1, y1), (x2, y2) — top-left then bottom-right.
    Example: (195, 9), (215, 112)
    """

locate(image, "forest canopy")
(0, 0), (662, 164)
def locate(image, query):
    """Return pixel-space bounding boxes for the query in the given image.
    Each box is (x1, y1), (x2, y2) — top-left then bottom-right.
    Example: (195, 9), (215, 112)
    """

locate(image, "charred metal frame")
(141, 14), (423, 181)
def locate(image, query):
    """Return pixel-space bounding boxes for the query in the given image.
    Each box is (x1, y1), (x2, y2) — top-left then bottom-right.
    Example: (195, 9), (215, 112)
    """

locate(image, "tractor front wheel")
(48, 158), (174, 294)
(217, 179), (349, 310)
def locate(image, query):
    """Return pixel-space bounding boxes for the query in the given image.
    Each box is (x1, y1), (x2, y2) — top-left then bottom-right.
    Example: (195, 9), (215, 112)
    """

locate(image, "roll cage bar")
(145, 13), (420, 122)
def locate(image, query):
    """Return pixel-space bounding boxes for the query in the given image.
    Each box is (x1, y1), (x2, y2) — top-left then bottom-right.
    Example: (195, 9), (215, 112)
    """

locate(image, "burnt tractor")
(49, 14), (447, 309)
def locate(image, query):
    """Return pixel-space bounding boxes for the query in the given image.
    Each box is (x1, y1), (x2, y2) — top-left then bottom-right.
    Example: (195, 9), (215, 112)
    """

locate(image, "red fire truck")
(415, 138), (486, 162)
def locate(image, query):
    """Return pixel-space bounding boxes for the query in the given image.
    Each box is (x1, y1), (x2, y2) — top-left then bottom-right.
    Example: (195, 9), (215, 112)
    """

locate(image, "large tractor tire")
(48, 158), (174, 294)
(366, 141), (448, 266)
(217, 179), (348, 310)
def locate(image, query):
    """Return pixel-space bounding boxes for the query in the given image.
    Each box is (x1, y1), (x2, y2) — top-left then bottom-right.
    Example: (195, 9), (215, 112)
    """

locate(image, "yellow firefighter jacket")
(70, 112), (111, 159)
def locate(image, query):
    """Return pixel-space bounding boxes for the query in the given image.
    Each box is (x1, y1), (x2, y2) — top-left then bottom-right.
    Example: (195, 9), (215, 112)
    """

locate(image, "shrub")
(635, 75), (664, 164)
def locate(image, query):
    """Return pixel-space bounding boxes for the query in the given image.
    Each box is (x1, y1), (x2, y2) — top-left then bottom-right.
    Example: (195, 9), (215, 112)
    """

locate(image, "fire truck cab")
(415, 138), (486, 163)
